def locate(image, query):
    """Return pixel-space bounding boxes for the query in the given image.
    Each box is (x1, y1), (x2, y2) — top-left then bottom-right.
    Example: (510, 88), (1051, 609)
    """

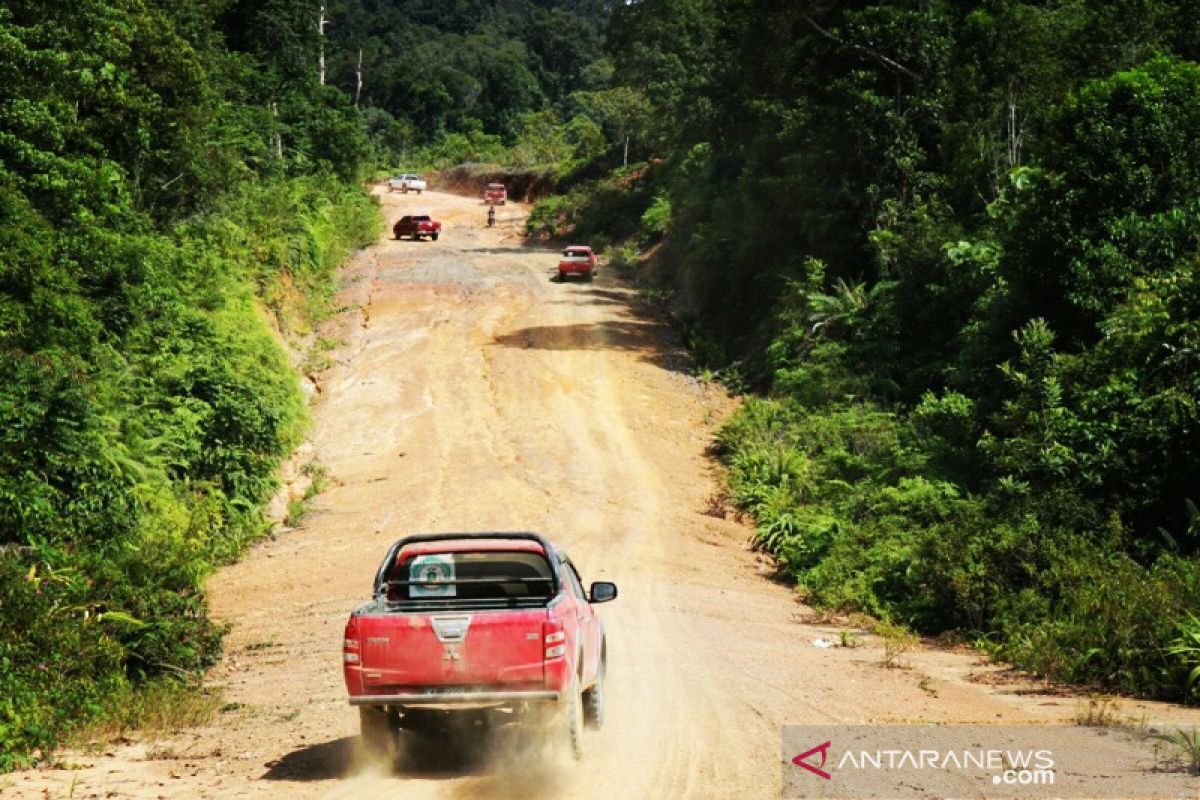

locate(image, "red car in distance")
(557, 246), (597, 282)
(484, 183), (507, 205)
(393, 214), (441, 241)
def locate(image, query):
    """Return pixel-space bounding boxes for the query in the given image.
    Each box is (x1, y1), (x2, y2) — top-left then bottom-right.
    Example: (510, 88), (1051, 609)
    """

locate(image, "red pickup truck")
(393, 214), (441, 241)
(343, 532), (615, 761)
(484, 183), (507, 205)
(557, 245), (597, 282)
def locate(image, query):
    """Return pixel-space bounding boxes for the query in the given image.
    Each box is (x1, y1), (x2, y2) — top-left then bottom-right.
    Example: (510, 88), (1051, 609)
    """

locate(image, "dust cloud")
(330, 716), (570, 800)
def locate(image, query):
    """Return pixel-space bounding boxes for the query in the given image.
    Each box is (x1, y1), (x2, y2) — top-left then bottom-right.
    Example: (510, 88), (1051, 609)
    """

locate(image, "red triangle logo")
(792, 740), (832, 780)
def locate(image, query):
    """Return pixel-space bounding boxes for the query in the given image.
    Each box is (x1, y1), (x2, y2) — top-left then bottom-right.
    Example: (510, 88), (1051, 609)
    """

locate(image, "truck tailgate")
(355, 608), (547, 689)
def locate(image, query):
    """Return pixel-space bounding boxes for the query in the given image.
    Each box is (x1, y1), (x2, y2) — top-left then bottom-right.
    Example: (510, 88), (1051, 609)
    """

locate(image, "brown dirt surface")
(8, 190), (1200, 800)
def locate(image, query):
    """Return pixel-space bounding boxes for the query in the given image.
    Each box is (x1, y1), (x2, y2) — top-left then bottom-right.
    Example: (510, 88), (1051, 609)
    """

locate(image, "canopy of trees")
(319, 0), (612, 154)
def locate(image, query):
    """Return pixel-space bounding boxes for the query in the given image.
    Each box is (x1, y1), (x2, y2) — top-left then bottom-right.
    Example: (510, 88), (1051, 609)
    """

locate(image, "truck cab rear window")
(387, 551), (554, 603)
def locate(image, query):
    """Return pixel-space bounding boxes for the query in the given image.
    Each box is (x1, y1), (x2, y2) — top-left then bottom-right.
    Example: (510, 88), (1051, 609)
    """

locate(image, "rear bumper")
(350, 689), (560, 708)
(558, 263), (593, 274)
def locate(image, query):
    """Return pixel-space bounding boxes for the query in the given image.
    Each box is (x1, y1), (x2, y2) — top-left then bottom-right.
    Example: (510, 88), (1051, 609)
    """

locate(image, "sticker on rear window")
(409, 554), (455, 597)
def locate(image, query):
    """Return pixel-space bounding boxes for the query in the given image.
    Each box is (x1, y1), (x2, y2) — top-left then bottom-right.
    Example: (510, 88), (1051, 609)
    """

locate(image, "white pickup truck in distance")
(388, 174), (427, 194)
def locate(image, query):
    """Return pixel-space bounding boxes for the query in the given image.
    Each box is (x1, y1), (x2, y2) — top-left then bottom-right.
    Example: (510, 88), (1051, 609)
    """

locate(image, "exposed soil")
(433, 165), (555, 204)
(8, 190), (1199, 799)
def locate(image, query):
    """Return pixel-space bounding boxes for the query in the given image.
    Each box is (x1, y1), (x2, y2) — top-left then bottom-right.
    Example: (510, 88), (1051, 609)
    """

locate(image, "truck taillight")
(543, 620), (566, 660)
(344, 622), (360, 664)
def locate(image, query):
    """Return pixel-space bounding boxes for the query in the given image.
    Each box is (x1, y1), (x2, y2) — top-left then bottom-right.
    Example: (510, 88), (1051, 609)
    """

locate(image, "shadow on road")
(261, 730), (548, 783)
(457, 245), (534, 255)
(491, 319), (692, 375)
(544, 294), (628, 307)
(579, 288), (639, 303)
(459, 243), (564, 255)
(492, 320), (659, 353)
(262, 736), (356, 781)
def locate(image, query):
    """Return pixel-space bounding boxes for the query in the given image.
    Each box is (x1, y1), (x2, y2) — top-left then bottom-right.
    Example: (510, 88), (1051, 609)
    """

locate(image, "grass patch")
(875, 620), (919, 669)
(1073, 695), (1124, 727)
(75, 679), (221, 744)
(839, 629), (862, 648)
(302, 337), (345, 375)
(286, 497), (309, 526)
(1149, 726), (1200, 775)
(302, 461), (331, 498)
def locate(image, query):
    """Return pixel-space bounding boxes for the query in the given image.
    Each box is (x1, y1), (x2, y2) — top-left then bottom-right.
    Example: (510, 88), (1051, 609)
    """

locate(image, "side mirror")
(589, 581), (618, 604)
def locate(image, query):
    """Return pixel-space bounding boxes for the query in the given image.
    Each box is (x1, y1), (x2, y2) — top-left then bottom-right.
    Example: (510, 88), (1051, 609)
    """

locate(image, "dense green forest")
(530, 0), (1200, 702)
(6, 0), (1200, 773)
(324, 0), (611, 146)
(326, 0), (632, 171)
(0, 0), (380, 768)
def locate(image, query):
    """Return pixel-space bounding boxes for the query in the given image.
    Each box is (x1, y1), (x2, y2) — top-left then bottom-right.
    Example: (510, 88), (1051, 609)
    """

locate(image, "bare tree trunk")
(623, 135), (629, 168)
(355, 48), (363, 108)
(1006, 84), (1023, 170)
(317, 4), (327, 86)
(271, 101), (283, 159)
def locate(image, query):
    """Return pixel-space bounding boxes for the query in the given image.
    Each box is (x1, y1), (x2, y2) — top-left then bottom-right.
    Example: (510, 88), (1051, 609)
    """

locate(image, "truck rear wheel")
(358, 706), (397, 764)
(564, 678), (584, 761)
(431, 232), (439, 241)
(583, 648), (606, 730)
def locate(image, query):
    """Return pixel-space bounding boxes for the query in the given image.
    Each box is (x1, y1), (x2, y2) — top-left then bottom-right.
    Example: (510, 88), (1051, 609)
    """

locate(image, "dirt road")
(9, 190), (1198, 799)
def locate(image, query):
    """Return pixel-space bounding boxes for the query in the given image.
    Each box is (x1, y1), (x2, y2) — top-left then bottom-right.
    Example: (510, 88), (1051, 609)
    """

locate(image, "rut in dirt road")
(12, 188), (1194, 800)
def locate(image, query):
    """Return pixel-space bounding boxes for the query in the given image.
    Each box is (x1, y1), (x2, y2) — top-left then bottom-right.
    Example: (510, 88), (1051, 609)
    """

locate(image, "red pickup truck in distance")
(557, 245), (597, 282)
(393, 214), (441, 241)
(343, 532), (616, 762)
(484, 183), (507, 205)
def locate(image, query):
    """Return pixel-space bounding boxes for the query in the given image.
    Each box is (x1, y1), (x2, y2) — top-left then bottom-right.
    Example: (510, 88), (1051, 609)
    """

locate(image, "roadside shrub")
(414, 123), (506, 169)
(526, 193), (582, 240)
(988, 551), (1187, 696)
(0, 554), (126, 771)
(720, 390), (1200, 697)
(524, 162), (662, 245)
(641, 193), (671, 238)
(1167, 612), (1200, 703)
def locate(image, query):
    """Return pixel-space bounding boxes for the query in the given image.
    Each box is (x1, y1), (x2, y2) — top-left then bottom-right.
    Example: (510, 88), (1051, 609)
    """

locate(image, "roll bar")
(370, 531), (563, 599)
